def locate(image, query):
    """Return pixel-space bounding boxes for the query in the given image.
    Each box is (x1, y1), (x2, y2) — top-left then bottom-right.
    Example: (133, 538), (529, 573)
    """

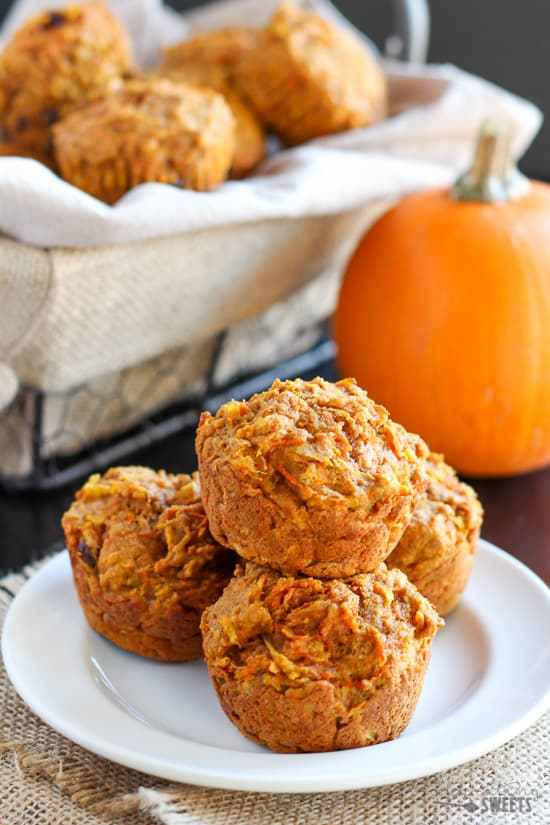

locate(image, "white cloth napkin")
(0, 0), (542, 248)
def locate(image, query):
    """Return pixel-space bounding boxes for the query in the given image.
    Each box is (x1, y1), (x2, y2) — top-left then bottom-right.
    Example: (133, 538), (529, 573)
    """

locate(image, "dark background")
(0, 0), (548, 580)
(0, 0), (547, 174)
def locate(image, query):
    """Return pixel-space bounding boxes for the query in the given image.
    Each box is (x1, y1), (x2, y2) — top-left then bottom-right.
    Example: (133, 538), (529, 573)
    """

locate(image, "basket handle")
(388, 0), (430, 63)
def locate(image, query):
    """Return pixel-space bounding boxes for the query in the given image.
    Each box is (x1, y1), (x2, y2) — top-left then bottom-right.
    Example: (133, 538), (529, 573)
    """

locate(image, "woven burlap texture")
(1, 560), (548, 825)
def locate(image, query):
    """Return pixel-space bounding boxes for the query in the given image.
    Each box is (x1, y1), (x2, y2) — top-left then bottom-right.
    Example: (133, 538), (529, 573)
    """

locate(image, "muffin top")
(158, 61), (230, 93)
(62, 466), (234, 610)
(202, 561), (442, 707)
(162, 26), (258, 77)
(268, 1), (383, 104)
(0, 2), (132, 110)
(388, 452), (483, 579)
(197, 377), (428, 514)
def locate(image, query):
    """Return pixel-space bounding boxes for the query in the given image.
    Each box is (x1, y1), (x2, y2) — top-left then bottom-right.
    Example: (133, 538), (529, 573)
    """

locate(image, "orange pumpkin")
(334, 123), (550, 477)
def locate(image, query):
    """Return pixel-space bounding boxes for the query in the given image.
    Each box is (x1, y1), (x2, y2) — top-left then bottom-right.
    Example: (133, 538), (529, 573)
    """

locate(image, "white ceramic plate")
(3, 540), (550, 793)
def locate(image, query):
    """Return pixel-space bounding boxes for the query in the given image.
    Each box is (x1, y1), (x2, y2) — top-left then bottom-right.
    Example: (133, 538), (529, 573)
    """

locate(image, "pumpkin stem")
(452, 120), (529, 203)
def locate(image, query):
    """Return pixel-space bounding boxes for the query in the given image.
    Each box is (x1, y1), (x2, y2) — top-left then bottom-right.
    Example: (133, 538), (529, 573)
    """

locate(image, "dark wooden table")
(0, 361), (548, 583)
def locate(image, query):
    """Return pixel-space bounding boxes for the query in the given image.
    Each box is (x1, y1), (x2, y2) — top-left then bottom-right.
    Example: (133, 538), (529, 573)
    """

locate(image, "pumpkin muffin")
(235, 1), (387, 145)
(62, 466), (236, 662)
(202, 562), (442, 753)
(53, 77), (235, 203)
(162, 26), (258, 84)
(0, 2), (132, 164)
(161, 28), (264, 177)
(196, 377), (429, 578)
(387, 453), (483, 616)
(158, 63), (265, 178)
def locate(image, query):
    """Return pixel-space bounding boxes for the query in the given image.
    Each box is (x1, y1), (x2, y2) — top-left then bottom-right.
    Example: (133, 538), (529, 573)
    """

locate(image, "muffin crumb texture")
(159, 27), (265, 178)
(62, 466), (236, 661)
(0, 1), (133, 163)
(196, 377), (429, 578)
(387, 452), (483, 615)
(236, 0), (387, 145)
(201, 562), (443, 752)
(53, 77), (235, 203)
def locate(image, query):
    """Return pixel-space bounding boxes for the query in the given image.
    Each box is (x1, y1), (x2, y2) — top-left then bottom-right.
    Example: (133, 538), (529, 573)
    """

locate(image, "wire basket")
(0, 333), (335, 492)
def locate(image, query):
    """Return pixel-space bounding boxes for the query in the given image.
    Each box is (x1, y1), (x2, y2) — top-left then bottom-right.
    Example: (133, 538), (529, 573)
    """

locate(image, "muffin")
(161, 28), (265, 177)
(235, 1), (387, 145)
(62, 466), (235, 662)
(387, 453), (483, 616)
(53, 77), (235, 203)
(0, 2), (133, 163)
(202, 562), (443, 752)
(162, 26), (258, 84)
(196, 377), (429, 578)
(158, 63), (265, 178)
(164, 26), (260, 75)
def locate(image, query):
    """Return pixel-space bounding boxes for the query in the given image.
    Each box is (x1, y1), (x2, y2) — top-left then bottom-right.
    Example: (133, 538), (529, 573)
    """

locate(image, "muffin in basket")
(201, 561), (443, 753)
(161, 27), (264, 177)
(196, 377), (429, 579)
(235, 1), (387, 145)
(158, 63), (265, 179)
(0, 1), (133, 164)
(162, 26), (258, 87)
(62, 466), (236, 662)
(53, 77), (235, 203)
(387, 453), (483, 616)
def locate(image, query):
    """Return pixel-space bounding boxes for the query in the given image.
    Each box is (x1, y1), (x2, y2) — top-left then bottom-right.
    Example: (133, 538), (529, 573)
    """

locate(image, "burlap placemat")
(1, 558), (548, 825)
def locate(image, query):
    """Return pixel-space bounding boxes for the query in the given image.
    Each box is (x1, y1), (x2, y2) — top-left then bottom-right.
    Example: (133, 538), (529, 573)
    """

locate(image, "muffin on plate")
(62, 466), (235, 662)
(201, 562), (443, 752)
(0, 2), (132, 163)
(53, 77), (235, 203)
(387, 453), (483, 616)
(235, 1), (387, 145)
(161, 27), (264, 177)
(196, 377), (428, 578)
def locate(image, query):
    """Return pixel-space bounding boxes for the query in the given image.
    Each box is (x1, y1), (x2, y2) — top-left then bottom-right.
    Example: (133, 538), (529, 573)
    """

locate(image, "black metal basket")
(0, 337), (335, 493)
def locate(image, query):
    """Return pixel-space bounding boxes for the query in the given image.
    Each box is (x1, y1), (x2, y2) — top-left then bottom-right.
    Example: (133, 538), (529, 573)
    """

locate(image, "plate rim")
(2, 540), (550, 793)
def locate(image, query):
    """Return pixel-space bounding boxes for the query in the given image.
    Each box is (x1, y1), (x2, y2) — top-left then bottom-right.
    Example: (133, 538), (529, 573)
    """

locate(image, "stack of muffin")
(62, 377), (482, 753)
(0, 1), (387, 203)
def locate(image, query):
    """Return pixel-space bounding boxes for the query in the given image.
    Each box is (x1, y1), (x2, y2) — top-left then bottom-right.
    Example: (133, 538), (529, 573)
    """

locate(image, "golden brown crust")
(235, 1), (387, 145)
(0, 2), (133, 163)
(201, 562), (442, 752)
(196, 377), (429, 578)
(62, 466), (235, 662)
(157, 63), (265, 178)
(161, 28), (264, 177)
(386, 453), (483, 616)
(53, 77), (235, 203)
(163, 27), (259, 76)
